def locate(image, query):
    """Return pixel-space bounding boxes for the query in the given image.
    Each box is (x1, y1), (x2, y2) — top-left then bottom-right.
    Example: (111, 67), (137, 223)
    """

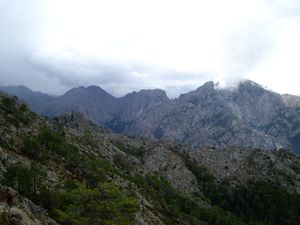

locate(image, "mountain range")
(1, 80), (300, 154)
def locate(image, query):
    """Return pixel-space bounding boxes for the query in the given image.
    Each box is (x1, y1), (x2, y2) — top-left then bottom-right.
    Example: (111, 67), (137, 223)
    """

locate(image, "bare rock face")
(0, 185), (58, 225)
(105, 89), (169, 133)
(142, 146), (200, 193)
(282, 94), (300, 107)
(124, 80), (298, 151)
(189, 148), (300, 194)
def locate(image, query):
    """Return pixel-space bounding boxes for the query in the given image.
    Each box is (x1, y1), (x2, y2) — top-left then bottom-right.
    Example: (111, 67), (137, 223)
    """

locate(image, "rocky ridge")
(1, 80), (300, 154)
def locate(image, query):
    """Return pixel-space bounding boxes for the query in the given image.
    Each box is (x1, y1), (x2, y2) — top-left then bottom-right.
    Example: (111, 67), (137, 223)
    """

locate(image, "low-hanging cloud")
(29, 50), (211, 97)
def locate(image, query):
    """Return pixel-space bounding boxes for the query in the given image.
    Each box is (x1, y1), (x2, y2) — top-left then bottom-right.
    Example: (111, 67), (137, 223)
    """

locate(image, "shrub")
(2, 163), (46, 198)
(54, 183), (138, 225)
(21, 136), (43, 160)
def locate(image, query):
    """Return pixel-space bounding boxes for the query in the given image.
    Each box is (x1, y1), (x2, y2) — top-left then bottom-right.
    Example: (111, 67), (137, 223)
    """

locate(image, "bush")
(54, 183), (138, 225)
(2, 163), (46, 198)
(21, 136), (43, 160)
(1, 96), (31, 125)
(113, 154), (133, 172)
(1, 97), (17, 113)
(132, 174), (245, 225)
(114, 141), (144, 157)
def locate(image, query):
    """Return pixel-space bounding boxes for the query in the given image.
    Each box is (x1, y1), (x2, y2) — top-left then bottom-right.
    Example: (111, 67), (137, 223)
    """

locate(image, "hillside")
(2, 80), (300, 154)
(0, 92), (300, 225)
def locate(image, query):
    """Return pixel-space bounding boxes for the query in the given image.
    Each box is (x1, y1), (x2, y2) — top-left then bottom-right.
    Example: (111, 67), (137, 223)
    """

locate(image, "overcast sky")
(0, 0), (300, 98)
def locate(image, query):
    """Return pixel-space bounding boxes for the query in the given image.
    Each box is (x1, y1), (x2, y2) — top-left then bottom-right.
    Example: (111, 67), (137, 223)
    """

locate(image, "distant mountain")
(40, 85), (117, 124)
(0, 85), (54, 112)
(1, 80), (300, 154)
(121, 81), (288, 149)
(106, 89), (169, 133)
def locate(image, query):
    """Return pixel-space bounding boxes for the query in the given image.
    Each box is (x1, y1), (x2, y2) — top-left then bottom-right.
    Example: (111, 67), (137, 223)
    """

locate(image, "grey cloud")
(2, 0), (297, 98)
(29, 51), (211, 97)
(0, 0), (66, 94)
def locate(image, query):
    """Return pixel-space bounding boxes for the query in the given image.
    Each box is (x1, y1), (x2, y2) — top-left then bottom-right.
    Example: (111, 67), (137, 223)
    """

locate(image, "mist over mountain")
(1, 80), (300, 154)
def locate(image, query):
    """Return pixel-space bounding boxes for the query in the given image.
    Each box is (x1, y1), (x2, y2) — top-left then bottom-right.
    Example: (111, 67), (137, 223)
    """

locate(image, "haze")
(0, 0), (300, 97)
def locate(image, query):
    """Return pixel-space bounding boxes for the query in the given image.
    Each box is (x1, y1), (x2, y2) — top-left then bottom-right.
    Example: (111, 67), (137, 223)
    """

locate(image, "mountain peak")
(238, 79), (264, 90)
(64, 85), (116, 100)
(138, 89), (169, 100)
(122, 88), (169, 102)
(196, 81), (215, 91)
(86, 85), (106, 91)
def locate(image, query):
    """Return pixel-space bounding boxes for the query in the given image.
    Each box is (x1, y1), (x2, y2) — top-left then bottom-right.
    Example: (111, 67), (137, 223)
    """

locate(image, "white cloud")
(1, 0), (300, 96)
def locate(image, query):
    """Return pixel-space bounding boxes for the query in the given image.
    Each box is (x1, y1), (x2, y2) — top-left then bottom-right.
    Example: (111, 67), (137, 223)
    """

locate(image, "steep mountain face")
(0, 93), (300, 225)
(41, 86), (117, 124)
(0, 185), (59, 225)
(1, 80), (300, 153)
(124, 81), (300, 152)
(106, 89), (169, 133)
(233, 80), (285, 126)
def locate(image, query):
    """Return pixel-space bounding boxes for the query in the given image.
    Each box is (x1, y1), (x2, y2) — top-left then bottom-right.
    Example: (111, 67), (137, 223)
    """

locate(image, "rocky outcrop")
(282, 94), (300, 107)
(189, 148), (300, 193)
(0, 185), (58, 225)
(142, 146), (200, 193)
(125, 81), (297, 151)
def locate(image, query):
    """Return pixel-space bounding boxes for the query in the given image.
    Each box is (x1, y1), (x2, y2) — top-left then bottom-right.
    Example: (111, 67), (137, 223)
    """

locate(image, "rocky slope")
(0, 92), (300, 225)
(0, 185), (58, 225)
(282, 94), (300, 107)
(2, 80), (300, 154)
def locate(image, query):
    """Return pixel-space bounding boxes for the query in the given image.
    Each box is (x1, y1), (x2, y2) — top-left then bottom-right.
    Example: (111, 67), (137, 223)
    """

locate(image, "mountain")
(106, 89), (169, 133)
(115, 81), (300, 153)
(40, 85), (117, 124)
(0, 85), (54, 112)
(0, 92), (300, 225)
(1, 80), (300, 154)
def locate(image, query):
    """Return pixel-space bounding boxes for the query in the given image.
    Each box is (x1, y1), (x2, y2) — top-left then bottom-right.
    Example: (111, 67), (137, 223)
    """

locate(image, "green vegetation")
(113, 154), (133, 173)
(0, 95), (31, 125)
(33, 127), (120, 186)
(2, 164), (137, 225)
(114, 140), (144, 157)
(182, 154), (300, 225)
(54, 183), (138, 225)
(21, 136), (43, 160)
(181, 154), (215, 190)
(132, 174), (245, 225)
(1, 118), (138, 225)
(2, 163), (46, 198)
(222, 181), (300, 225)
(1, 94), (299, 225)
